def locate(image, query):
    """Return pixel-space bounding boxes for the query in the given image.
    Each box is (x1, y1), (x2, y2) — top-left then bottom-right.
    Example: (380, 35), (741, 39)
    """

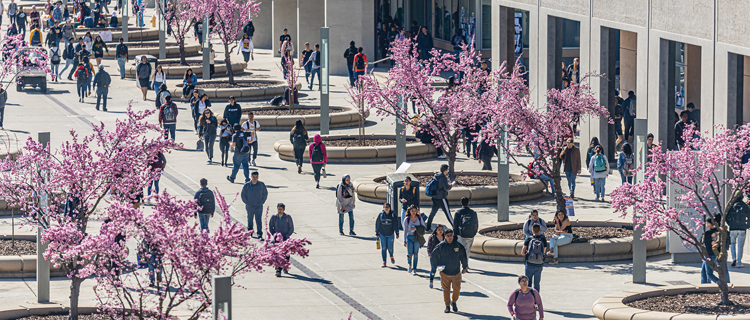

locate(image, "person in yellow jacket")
(29, 25), (43, 46)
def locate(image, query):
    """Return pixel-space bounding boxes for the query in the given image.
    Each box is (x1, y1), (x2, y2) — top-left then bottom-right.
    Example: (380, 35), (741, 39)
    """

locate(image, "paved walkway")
(0, 13), (749, 320)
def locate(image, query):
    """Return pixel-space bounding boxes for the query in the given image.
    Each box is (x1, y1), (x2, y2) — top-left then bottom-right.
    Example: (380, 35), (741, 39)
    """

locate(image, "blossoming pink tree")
(0, 107), (176, 320)
(204, 0), (260, 84)
(278, 40), (301, 112)
(611, 125), (749, 305)
(355, 39), (487, 178)
(481, 61), (608, 211)
(158, 0), (199, 65)
(1, 34), (52, 90)
(93, 192), (311, 319)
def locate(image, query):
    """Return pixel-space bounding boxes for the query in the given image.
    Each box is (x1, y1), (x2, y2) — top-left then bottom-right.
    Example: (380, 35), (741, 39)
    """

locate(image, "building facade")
(491, 0), (750, 161)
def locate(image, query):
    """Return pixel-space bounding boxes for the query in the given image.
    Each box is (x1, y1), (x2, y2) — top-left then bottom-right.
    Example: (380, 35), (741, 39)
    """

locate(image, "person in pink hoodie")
(308, 134), (327, 188)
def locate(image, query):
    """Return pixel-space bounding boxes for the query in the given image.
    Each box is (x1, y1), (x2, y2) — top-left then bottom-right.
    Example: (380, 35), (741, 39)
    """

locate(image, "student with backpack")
(241, 171), (268, 239)
(352, 47), (367, 86)
(522, 210), (547, 239)
(158, 95), (178, 141)
(73, 62), (89, 102)
(309, 44), (321, 91)
(48, 44), (61, 82)
(588, 145), (609, 201)
(336, 174), (356, 236)
(198, 108), (217, 163)
(308, 134), (327, 189)
(399, 176), (419, 223)
(218, 119), (232, 167)
(375, 203), (399, 267)
(426, 224), (444, 289)
(616, 143), (635, 185)
(227, 124), (251, 183)
(343, 40), (357, 87)
(425, 164), (456, 231)
(559, 138), (581, 198)
(403, 204), (426, 276)
(92, 64), (111, 111)
(430, 228), (468, 313)
(241, 112), (260, 166)
(290, 120), (308, 174)
(522, 224), (548, 292)
(193, 178), (215, 231)
(453, 197), (478, 255)
(270, 203), (295, 277)
(507, 275), (544, 320)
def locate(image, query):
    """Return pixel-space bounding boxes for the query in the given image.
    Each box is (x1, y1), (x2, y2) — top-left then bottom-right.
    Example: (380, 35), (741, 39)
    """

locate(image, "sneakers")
(207, 159), (212, 164)
(451, 302), (458, 312)
(275, 271), (281, 277)
(316, 183), (320, 189)
(429, 281), (433, 289)
(390, 256), (395, 264)
(349, 230), (356, 236)
(438, 154), (446, 159)
(570, 193), (575, 199)
(381, 262), (386, 268)
(322, 168), (327, 178)
(226, 176), (234, 183)
(412, 270), (417, 276)
(252, 160), (256, 166)
(732, 260), (738, 267)
(298, 166), (302, 174)
(444, 306), (450, 313)
(339, 230), (345, 236)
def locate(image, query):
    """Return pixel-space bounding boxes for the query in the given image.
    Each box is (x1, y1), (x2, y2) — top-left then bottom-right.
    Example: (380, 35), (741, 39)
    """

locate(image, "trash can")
(385, 173), (419, 229)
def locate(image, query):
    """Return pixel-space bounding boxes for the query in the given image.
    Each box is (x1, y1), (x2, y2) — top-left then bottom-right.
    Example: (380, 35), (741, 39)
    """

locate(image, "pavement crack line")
(48, 93), (385, 320)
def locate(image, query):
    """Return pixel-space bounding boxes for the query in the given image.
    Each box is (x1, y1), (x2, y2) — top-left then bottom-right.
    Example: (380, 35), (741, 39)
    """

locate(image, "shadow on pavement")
(467, 268), (517, 278)
(289, 273), (333, 285)
(460, 291), (489, 298)
(453, 311), (509, 319)
(545, 309), (592, 319)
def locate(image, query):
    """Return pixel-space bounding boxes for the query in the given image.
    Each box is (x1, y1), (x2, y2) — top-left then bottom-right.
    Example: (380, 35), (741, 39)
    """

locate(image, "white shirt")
(198, 100), (207, 114)
(84, 36), (93, 51)
(153, 71), (165, 83)
(241, 120), (259, 143)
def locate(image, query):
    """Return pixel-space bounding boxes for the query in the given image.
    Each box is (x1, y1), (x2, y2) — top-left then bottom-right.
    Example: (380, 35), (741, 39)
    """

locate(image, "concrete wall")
(327, 0), (374, 76)
(650, 0), (713, 41)
(592, 0), (648, 27)
(540, 0), (589, 17)
(619, 30), (637, 97)
(685, 44), (702, 109)
(297, 0), (325, 58)
(718, 0), (750, 49)
(273, 0), (297, 57)
(254, 0), (273, 49)
(745, 56), (750, 124)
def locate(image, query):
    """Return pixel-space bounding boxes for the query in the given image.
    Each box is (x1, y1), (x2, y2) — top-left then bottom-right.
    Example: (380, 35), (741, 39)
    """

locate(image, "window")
(435, 0), (475, 42)
(481, 0), (491, 48)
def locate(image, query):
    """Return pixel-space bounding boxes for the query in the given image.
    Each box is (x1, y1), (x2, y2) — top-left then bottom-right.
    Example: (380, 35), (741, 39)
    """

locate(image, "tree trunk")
(179, 38), (187, 66)
(552, 161), (565, 212)
(224, 44), (234, 84)
(716, 249), (733, 305)
(68, 276), (84, 320)
(448, 151), (457, 180)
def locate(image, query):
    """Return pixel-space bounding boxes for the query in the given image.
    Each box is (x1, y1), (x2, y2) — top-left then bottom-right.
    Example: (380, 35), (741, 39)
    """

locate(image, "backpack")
(355, 53), (365, 70)
(314, 50), (321, 66)
(622, 154), (635, 177)
(197, 189), (215, 214)
(424, 176), (439, 198)
(50, 48), (60, 63)
(292, 131), (306, 149)
(311, 143), (324, 162)
(526, 237), (545, 264)
(269, 95), (283, 106)
(162, 103), (176, 122)
(78, 68), (89, 82)
(594, 154), (607, 173)
(459, 210), (478, 238)
(239, 132), (251, 154)
(628, 98), (636, 117)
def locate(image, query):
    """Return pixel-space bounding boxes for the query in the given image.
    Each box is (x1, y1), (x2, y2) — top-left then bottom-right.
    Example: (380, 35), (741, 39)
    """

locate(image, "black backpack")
(197, 189), (215, 214)
(238, 132), (251, 154)
(311, 143), (324, 162)
(314, 51), (321, 66)
(292, 131), (306, 149)
(355, 53), (365, 70)
(526, 237), (545, 264)
(51, 49), (60, 63)
(269, 95), (283, 106)
(459, 210), (478, 238)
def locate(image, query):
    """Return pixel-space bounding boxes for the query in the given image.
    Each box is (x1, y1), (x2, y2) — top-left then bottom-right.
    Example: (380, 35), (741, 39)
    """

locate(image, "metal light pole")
(37, 132), (50, 303)
(632, 118), (648, 283)
(396, 95), (406, 168)
(158, 0), (165, 60)
(202, 15), (210, 80)
(497, 129), (509, 222)
(212, 276), (232, 320)
(320, 27), (330, 135)
(122, 0), (128, 42)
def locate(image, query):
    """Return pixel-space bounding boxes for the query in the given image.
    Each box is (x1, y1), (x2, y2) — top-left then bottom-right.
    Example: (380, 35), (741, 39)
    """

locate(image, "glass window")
(435, 0), (443, 39)
(481, 0), (491, 49)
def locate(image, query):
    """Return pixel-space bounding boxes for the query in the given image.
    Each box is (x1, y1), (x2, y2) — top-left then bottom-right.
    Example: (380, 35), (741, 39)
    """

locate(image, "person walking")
(309, 44), (321, 91)
(60, 20), (76, 45)
(0, 0), (4, 27)
(222, 96), (242, 127)
(241, 113), (260, 166)
(0, 87), (7, 130)
(91, 35), (107, 66)
(208, 44), (216, 76)
(136, 55), (151, 100)
(155, 83), (170, 110)
(238, 33), (253, 67)
(242, 20), (254, 60)
(16, 7), (27, 37)
(585, 137), (600, 192)
(270, 203), (295, 277)
(280, 49), (293, 80)
(588, 145), (609, 201)
(198, 108), (217, 163)
(352, 47), (367, 85)
(147, 151), (166, 200)
(522, 224), (548, 292)
(675, 111), (690, 150)
(622, 91), (636, 141)
(417, 27), (433, 61)
(477, 139), (497, 171)
(403, 204), (426, 275)
(559, 138), (581, 199)
(227, 124), (250, 183)
(48, 44), (61, 82)
(7, 0), (16, 26)
(375, 203), (399, 267)
(218, 119), (232, 167)
(701, 217), (731, 284)
(290, 120), (308, 174)
(523, 210), (547, 239)
(115, 38), (128, 79)
(453, 197), (478, 255)
(399, 176), (419, 223)
(301, 42), (312, 85)
(189, 89), (201, 131)
(193, 178), (215, 231)
(336, 174), (356, 236)
(92, 64), (110, 111)
(343, 40), (357, 87)
(426, 224), (444, 289)
(507, 275), (545, 320)
(617, 143), (635, 185)
(151, 64), (166, 94)
(181, 69), (197, 99)
(29, 24), (42, 46)
(241, 171), (268, 239)
(61, 37), (76, 80)
(309, 134), (327, 189)
(549, 210), (572, 265)
(430, 228), (468, 313)
(158, 95), (178, 140)
(44, 26), (58, 49)
(426, 164), (456, 231)
(73, 62), (90, 102)
(727, 197), (750, 268)
(277, 28), (291, 54)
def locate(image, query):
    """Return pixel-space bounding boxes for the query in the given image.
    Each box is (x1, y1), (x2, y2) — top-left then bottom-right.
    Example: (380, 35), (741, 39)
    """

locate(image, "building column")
(254, 0), (273, 49)
(727, 53), (744, 128)
(619, 30), (638, 97)
(598, 26), (617, 161)
(326, 0), (374, 76)
(685, 44), (702, 109)
(298, 0), (325, 57)
(492, 6), (514, 69)
(544, 15), (563, 93)
(657, 39), (677, 151)
(745, 56), (750, 124)
(273, 0), (297, 57)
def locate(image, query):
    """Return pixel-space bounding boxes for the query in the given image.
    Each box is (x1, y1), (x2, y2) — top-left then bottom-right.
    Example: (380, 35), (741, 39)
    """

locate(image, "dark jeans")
(293, 147), (305, 167)
(96, 88), (108, 110)
(230, 153), (250, 182)
(304, 63), (311, 82)
(204, 133), (216, 160)
(219, 136), (230, 164)
(246, 205), (263, 235)
(209, 64), (215, 76)
(524, 263), (543, 292)
(247, 140), (258, 160)
(465, 139), (477, 159)
(354, 71), (365, 86)
(0, 106), (4, 127)
(162, 123), (176, 140)
(275, 255), (290, 273)
(312, 163), (324, 182)
(426, 197), (452, 230)
(77, 83), (87, 97)
(347, 64), (355, 86)
(199, 213), (210, 230)
(183, 84), (195, 97)
(309, 68), (320, 90)
(339, 211), (354, 232)
(481, 154), (492, 170)
(624, 118), (634, 140)
(148, 178), (160, 195)
(241, 51), (250, 62)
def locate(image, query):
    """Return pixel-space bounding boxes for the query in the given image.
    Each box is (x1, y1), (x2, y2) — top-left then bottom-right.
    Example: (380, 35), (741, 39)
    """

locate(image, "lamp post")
(497, 128), (509, 222)
(396, 95), (406, 168)
(632, 118), (648, 283)
(36, 132), (50, 303)
(212, 276), (232, 320)
(320, 27), (329, 135)
(202, 15), (210, 80)
(158, 0), (165, 60)
(122, 0), (128, 42)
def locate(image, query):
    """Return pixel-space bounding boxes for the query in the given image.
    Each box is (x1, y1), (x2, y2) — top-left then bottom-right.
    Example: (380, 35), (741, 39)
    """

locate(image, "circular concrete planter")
(0, 233), (66, 278)
(106, 41), (200, 59)
(171, 80), (298, 102)
(17, 3), (75, 13)
(273, 134), (437, 163)
(216, 105), (367, 130)
(353, 171), (545, 205)
(124, 58), (246, 79)
(471, 220), (667, 262)
(592, 284), (750, 320)
(0, 303), (153, 320)
(90, 27), (160, 42)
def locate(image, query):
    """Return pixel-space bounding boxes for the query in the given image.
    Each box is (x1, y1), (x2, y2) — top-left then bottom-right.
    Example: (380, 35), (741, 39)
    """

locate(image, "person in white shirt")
(151, 64), (166, 91)
(241, 112), (261, 166)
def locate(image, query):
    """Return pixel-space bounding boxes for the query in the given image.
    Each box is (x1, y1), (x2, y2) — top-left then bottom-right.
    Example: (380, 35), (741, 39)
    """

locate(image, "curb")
(273, 134), (437, 164)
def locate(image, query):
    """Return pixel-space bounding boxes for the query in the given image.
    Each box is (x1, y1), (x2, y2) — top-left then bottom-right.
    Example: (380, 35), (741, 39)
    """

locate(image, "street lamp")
(122, 0), (129, 42)
(158, 0), (165, 60)
(202, 15), (210, 80)
(320, 27), (329, 135)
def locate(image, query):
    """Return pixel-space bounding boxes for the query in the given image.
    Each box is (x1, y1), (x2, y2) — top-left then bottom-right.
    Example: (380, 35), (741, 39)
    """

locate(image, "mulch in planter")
(482, 227), (633, 241)
(0, 239), (36, 255)
(323, 138), (418, 148)
(627, 293), (750, 315)
(377, 173), (513, 187)
(16, 315), (114, 320)
(202, 81), (271, 89)
(157, 60), (226, 67)
(122, 44), (180, 49)
(243, 108), (343, 116)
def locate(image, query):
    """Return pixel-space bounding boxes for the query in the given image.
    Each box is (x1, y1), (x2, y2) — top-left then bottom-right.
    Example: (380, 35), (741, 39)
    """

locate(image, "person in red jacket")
(308, 134), (327, 189)
(158, 95), (178, 140)
(352, 47), (367, 86)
